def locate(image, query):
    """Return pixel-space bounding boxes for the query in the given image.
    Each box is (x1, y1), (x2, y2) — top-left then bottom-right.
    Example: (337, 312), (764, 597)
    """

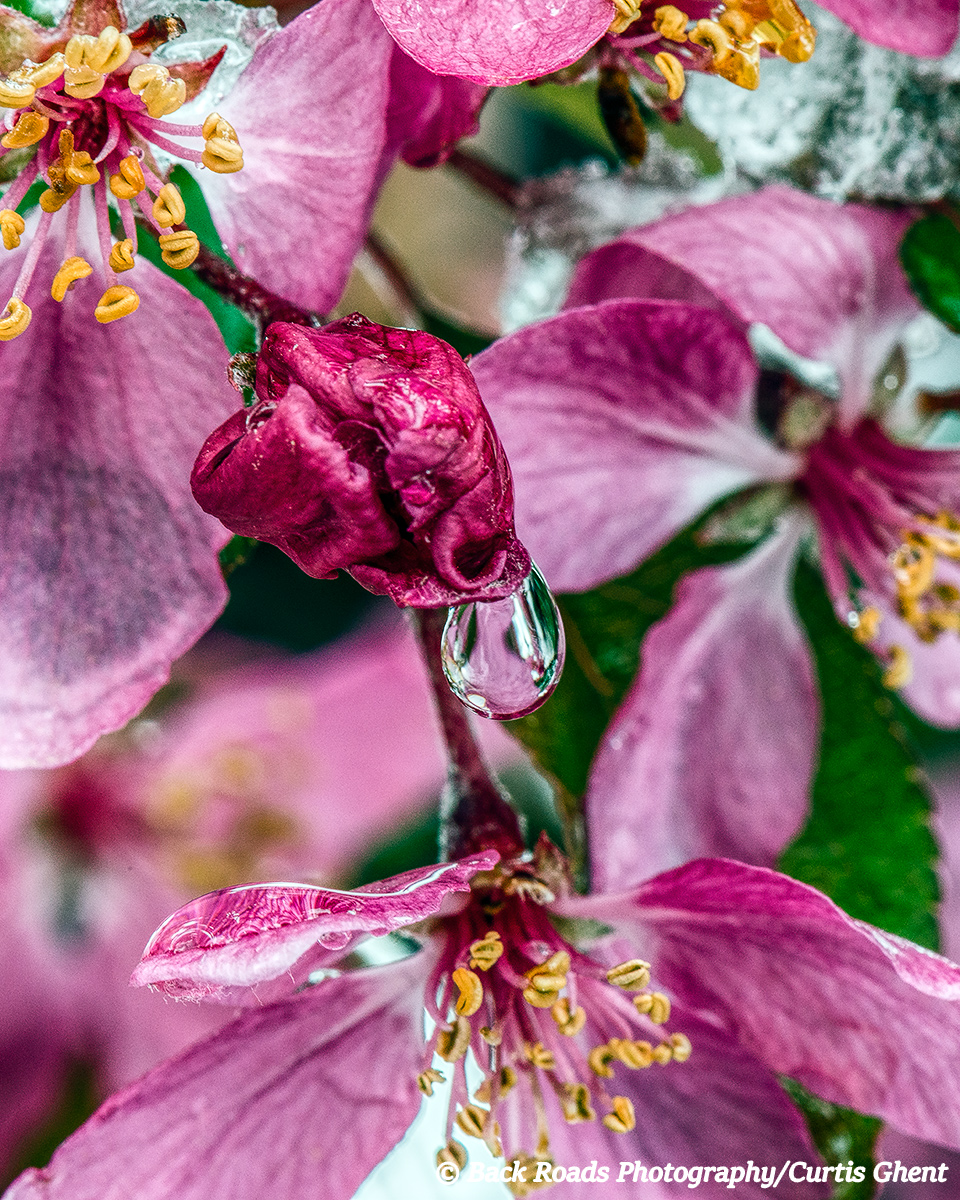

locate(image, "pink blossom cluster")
(1, 0), (960, 1196)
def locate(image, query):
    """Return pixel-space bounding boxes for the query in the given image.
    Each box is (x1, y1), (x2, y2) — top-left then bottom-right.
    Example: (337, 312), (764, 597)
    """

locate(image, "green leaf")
(782, 1080), (883, 1200)
(900, 212), (960, 334)
(420, 309), (492, 359)
(509, 524), (742, 876)
(779, 561), (940, 950)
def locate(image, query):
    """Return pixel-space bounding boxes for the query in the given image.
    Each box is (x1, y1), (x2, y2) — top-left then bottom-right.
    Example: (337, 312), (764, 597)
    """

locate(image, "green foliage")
(900, 212), (960, 334)
(782, 1080), (883, 1200)
(780, 561), (940, 951)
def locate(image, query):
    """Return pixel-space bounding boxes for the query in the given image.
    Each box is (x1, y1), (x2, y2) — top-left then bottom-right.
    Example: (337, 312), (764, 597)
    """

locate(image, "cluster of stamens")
(848, 513), (960, 690)
(0, 21), (243, 339)
(606, 0), (815, 99)
(420, 881), (690, 1195)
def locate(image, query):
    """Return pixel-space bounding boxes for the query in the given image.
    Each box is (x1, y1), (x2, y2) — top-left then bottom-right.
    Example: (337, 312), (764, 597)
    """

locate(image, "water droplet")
(441, 565), (565, 720)
(317, 931), (350, 950)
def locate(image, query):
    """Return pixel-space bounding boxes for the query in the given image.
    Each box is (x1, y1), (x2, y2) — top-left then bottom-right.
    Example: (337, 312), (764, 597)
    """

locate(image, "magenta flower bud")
(191, 314), (530, 607)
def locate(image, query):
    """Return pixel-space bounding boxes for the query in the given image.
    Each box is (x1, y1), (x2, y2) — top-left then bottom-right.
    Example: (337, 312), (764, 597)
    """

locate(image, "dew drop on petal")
(317, 930), (351, 950)
(441, 565), (565, 720)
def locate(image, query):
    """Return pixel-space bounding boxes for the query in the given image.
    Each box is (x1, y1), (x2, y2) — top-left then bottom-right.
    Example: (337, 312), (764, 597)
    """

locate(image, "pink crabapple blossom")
(9, 839), (960, 1198)
(471, 185), (960, 886)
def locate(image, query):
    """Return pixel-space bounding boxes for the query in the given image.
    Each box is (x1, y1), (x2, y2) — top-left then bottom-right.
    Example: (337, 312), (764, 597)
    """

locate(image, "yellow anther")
(82, 26), (123, 73)
(551, 997), (586, 1037)
(606, 959), (651, 991)
(19, 52), (65, 89)
(0, 209), (24, 250)
(602, 1096), (636, 1134)
(634, 991), (671, 1024)
(0, 78), (35, 108)
(608, 0), (642, 33)
(561, 1083), (596, 1124)
(417, 1067), (445, 1096)
(2, 111), (48, 148)
(653, 4), (689, 39)
(64, 34), (94, 69)
(479, 1025), (502, 1046)
(524, 950), (569, 999)
(109, 238), (136, 273)
(0, 297), (30, 340)
(436, 1014), (472, 1062)
(153, 183), (186, 228)
(670, 1032), (693, 1062)
(469, 931), (504, 971)
(64, 64), (105, 100)
(144, 75), (186, 118)
(587, 1044), (614, 1078)
(718, 7), (753, 37)
(851, 606), (881, 645)
(128, 62), (168, 93)
(524, 1041), (556, 1070)
(94, 284), (139, 324)
(64, 151), (99, 188)
(654, 51), (686, 99)
(690, 18), (733, 64)
(437, 1141), (468, 1173)
(652, 1041), (674, 1064)
(109, 154), (145, 200)
(759, 0), (816, 60)
(203, 111), (226, 140)
(202, 135), (244, 174)
(455, 1105), (489, 1138)
(713, 39), (761, 88)
(474, 1065), (516, 1104)
(39, 183), (77, 213)
(610, 1037), (654, 1068)
(893, 540), (937, 599)
(523, 984), (561, 1008)
(452, 966), (484, 1017)
(882, 645), (913, 690)
(159, 228), (199, 270)
(50, 256), (92, 302)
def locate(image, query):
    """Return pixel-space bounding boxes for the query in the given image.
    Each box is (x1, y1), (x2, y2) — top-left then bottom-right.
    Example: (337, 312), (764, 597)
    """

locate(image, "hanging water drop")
(441, 565), (565, 720)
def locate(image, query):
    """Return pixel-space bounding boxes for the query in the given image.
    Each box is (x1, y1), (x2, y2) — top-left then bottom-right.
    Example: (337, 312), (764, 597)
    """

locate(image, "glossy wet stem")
(411, 607), (524, 862)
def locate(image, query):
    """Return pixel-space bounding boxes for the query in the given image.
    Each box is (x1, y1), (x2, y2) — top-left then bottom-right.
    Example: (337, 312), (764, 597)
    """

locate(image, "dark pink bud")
(191, 314), (530, 607)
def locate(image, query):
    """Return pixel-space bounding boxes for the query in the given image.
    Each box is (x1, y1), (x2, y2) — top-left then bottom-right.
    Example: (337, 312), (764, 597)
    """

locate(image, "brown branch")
(445, 147), (521, 210)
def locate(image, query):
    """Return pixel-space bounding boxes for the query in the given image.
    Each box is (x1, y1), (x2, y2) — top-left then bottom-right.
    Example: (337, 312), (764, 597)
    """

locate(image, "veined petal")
(817, 0), (958, 56)
(5, 961), (427, 1200)
(202, 0), (395, 315)
(473, 299), (797, 592)
(588, 515), (817, 891)
(370, 0), (613, 86)
(0, 224), (234, 769)
(588, 859), (960, 1148)
(567, 188), (918, 428)
(867, 597), (960, 728)
(132, 853), (498, 1000)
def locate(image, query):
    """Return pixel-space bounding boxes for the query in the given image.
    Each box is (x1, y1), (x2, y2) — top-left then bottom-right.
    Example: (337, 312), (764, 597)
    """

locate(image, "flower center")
(421, 874), (690, 1194)
(0, 20), (243, 339)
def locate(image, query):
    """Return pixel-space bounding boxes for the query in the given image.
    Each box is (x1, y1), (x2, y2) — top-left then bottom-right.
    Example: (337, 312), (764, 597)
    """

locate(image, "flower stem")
(411, 607), (525, 862)
(190, 243), (319, 330)
(364, 231), (424, 327)
(445, 147), (520, 210)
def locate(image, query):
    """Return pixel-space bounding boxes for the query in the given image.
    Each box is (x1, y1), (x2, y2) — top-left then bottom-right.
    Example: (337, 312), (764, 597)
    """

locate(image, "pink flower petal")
(386, 51), (488, 167)
(0, 233), (234, 768)
(588, 516), (818, 891)
(597, 859), (960, 1148)
(6, 961), (427, 1200)
(133, 853), (498, 1000)
(567, 188), (918, 427)
(370, 0), (614, 86)
(203, 0), (396, 315)
(473, 299), (797, 592)
(818, 0), (958, 56)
